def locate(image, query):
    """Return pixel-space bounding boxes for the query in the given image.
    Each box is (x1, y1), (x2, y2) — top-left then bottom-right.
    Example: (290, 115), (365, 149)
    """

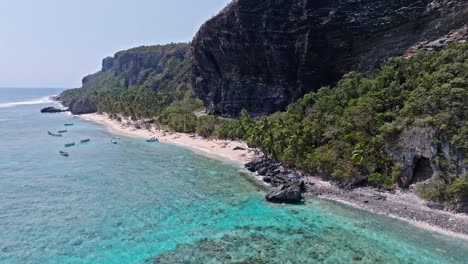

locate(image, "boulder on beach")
(265, 182), (305, 204)
(40, 107), (67, 113)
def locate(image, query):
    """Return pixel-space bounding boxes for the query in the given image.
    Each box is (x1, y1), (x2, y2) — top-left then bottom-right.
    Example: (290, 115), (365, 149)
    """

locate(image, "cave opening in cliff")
(412, 157), (434, 183)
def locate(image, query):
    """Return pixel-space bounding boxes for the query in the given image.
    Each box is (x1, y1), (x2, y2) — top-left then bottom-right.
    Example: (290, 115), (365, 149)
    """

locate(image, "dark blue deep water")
(0, 88), (467, 264)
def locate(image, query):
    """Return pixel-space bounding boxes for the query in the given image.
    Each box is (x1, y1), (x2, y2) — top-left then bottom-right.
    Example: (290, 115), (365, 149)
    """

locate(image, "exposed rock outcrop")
(60, 43), (192, 115)
(67, 97), (97, 115)
(40, 107), (67, 113)
(105, 44), (191, 89)
(265, 182), (305, 204)
(192, 0), (467, 117)
(404, 25), (468, 57)
(246, 157), (304, 188)
(387, 126), (467, 188)
(246, 157), (307, 204)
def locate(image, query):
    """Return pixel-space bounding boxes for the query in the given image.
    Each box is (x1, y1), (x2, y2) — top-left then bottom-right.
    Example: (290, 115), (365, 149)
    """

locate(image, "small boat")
(60, 151), (69, 157)
(64, 142), (75, 147)
(80, 138), (90, 144)
(146, 137), (159, 143)
(48, 131), (63, 137)
(64, 123), (74, 126)
(111, 139), (117, 144)
(58, 130), (68, 133)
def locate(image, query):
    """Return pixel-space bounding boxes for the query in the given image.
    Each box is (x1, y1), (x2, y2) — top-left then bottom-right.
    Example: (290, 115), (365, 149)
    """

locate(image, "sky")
(0, 0), (231, 88)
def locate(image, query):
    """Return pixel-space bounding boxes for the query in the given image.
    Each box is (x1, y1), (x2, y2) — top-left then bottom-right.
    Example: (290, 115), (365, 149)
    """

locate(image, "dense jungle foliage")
(60, 43), (199, 120)
(193, 43), (467, 204)
(61, 43), (467, 205)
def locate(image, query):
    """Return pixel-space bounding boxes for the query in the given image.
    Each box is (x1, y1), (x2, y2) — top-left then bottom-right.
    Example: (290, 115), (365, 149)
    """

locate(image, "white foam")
(0, 95), (57, 108)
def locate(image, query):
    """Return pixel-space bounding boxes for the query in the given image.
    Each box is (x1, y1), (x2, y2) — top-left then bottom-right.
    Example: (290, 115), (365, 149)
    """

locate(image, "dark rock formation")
(192, 0), (467, 117)
(246, 157), (305, 187)
(265, 182), (305, 204)
(101, 56), (114, 71)
(67, 97), (97, 115)
(40, 106), (67, 113)
(246, 156), (308, 203)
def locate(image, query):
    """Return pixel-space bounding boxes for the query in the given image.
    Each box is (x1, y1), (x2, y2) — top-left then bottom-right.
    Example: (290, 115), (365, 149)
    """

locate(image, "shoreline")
(77, 113), (258, 166)
(302, 177), (468, 240)
(75, 112), (468, 240)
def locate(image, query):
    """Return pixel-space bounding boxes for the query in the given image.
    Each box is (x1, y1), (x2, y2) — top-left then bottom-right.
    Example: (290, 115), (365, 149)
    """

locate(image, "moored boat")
(58, 130), (68, 133)
(147, 137), (159, 143)
(64, 142), (75, 147)
(64, 123), (74, 126)
(48, 131), (63, 137)
(80, 138), (90, 144)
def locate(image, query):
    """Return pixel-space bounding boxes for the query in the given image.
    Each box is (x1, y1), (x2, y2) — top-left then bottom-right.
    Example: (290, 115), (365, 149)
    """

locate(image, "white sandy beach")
(77, 112), (468, 239)
(78, 113), (258, 166)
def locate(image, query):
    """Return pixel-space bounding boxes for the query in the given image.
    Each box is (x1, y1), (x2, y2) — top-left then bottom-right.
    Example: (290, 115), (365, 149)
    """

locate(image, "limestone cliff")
(192, 0), (467, 117)
(60, 43), (191, 115)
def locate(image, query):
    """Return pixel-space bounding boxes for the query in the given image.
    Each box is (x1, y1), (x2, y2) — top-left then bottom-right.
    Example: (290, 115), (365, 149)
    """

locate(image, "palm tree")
(352, 143), (370, 173)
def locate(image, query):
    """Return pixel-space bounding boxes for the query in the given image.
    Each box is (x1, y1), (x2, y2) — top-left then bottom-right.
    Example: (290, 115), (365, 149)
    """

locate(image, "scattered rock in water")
(353, 256), (363, 261)
(40, 106), (67, 113)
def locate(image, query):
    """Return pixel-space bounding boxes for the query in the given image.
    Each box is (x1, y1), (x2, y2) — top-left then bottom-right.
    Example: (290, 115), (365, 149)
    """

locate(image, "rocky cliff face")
(387, 126), (467, 213)
(66, 97), (97, 115)
(388, 126), (467, 187)
(192, 0), (467, 117)
(102, 44), (191, 89)
(61, 44), (191, 114)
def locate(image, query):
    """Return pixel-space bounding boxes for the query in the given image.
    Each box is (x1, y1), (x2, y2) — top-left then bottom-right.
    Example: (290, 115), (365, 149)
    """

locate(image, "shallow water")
(0, 88), (467, 264)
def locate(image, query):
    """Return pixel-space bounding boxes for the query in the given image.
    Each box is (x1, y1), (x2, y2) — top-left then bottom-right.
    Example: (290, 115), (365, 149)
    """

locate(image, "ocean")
(0, 88), (467, 264)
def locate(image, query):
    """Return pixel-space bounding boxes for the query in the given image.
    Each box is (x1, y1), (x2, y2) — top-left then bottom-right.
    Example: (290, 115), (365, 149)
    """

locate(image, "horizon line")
(0, 87), (74, 89)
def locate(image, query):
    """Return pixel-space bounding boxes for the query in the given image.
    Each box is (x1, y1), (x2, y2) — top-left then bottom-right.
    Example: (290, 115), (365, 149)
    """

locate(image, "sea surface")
(0, 88), (467, 264)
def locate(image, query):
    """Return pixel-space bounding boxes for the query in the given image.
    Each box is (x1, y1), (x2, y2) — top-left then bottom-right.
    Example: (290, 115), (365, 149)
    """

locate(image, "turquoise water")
(0, 88), (467, 264)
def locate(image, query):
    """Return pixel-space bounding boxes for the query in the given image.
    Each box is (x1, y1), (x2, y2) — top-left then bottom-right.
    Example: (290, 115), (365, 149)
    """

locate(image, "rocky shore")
(77, 113), (468, 238)
(245, 157), (468, 238)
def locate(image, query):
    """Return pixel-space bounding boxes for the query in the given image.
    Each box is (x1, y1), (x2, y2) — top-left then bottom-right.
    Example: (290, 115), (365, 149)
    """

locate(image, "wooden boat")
(60, 151), (69, 157)
(80, 138), (90, 144)
(64, 142), (75, 147)
(147, 137), (159, 143)
(58, 130), (68, 133)
(64, 123), (74, 126)
(48, 131), (63, 137)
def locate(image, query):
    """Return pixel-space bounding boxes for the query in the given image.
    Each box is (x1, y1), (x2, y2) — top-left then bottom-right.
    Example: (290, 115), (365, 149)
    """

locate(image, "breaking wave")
(0, 96), (56, 108)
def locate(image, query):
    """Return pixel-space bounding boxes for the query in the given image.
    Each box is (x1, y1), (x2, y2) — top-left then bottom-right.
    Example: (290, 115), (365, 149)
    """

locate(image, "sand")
(78, 113), (258, 166)
(77, 113), (468, 239)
